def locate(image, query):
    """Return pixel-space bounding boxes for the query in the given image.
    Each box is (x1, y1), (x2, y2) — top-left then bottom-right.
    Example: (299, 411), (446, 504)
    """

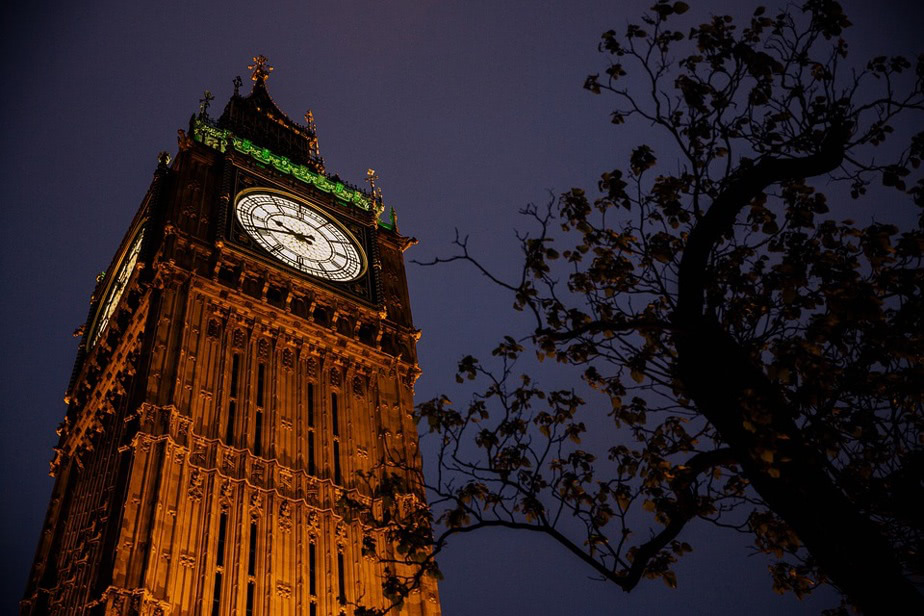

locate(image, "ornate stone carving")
(279, 501), (293, 533)
(219, 478), (234, 511)
(252, 461), (265, 484)
(335, 520), (348, 544)
(306, 489), (320, 508)
(330, 367), (341, 387)
(306, 510), (320, 535)
(171, 412), (192, 439)
(221, 449), (236, 475)
(402, 370), (418, 391)
(190, 438), (206, 466)
(147, 604), (168, 616)
(249, 491), (263, 520)
(187, 469), (204, 502)
(232, 329), (245, 348)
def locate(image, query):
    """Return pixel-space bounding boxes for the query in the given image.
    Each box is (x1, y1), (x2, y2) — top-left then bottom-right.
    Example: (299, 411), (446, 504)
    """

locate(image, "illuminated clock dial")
(90, 229), (145, 347)
(235, 191), (365, 282)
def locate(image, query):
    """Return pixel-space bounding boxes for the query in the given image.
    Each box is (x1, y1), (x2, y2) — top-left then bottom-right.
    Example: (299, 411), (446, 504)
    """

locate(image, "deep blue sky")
(1, 1), (919, 614)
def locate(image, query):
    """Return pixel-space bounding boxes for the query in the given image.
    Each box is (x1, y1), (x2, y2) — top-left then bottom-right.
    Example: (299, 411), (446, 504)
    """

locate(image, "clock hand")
(272, 219), (317, 242)
(247, 223), (317, 245)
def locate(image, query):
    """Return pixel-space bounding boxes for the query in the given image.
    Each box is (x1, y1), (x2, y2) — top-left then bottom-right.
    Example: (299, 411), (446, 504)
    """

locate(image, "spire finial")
(366, 169), (384, 211)
(365, 168), (379, 193)
(305, 109), (321, 159)
(198, 90), (214, 118)
(249, 55), (273, 83)
(232, 75), (243, 96)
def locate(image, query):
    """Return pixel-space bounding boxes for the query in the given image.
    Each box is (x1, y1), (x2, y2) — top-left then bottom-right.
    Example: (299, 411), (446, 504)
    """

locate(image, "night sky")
(1, 1), (919, 614)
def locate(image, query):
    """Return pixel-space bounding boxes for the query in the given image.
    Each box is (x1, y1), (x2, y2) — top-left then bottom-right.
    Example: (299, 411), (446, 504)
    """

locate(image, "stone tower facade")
(22, 57), (440, 616)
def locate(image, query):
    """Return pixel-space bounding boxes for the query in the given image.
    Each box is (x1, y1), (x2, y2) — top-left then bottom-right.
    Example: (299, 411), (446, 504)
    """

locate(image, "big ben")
(21, 56), (441, 616)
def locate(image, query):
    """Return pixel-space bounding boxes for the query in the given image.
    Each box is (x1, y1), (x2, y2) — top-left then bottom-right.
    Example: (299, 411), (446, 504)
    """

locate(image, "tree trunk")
(674, 318), (924, 614)
(667, 128), (923, 613)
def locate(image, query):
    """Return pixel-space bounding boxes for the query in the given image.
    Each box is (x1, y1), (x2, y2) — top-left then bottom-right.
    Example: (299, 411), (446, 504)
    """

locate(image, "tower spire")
(216, 56), (325, 172)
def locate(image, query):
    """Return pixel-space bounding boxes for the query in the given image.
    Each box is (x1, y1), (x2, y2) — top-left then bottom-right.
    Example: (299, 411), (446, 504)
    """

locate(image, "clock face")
(90, 229), (145, 347)
(235, 191), (366, 282)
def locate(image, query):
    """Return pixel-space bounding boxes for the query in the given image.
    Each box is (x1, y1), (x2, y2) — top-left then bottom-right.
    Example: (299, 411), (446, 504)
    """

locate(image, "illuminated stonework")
(192, 120), (378, 214)
(22, 61), (440, 616)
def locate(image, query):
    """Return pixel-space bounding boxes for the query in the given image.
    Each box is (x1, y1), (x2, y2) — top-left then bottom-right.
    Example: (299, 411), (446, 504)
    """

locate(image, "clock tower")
(22, 57), (441, 616)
